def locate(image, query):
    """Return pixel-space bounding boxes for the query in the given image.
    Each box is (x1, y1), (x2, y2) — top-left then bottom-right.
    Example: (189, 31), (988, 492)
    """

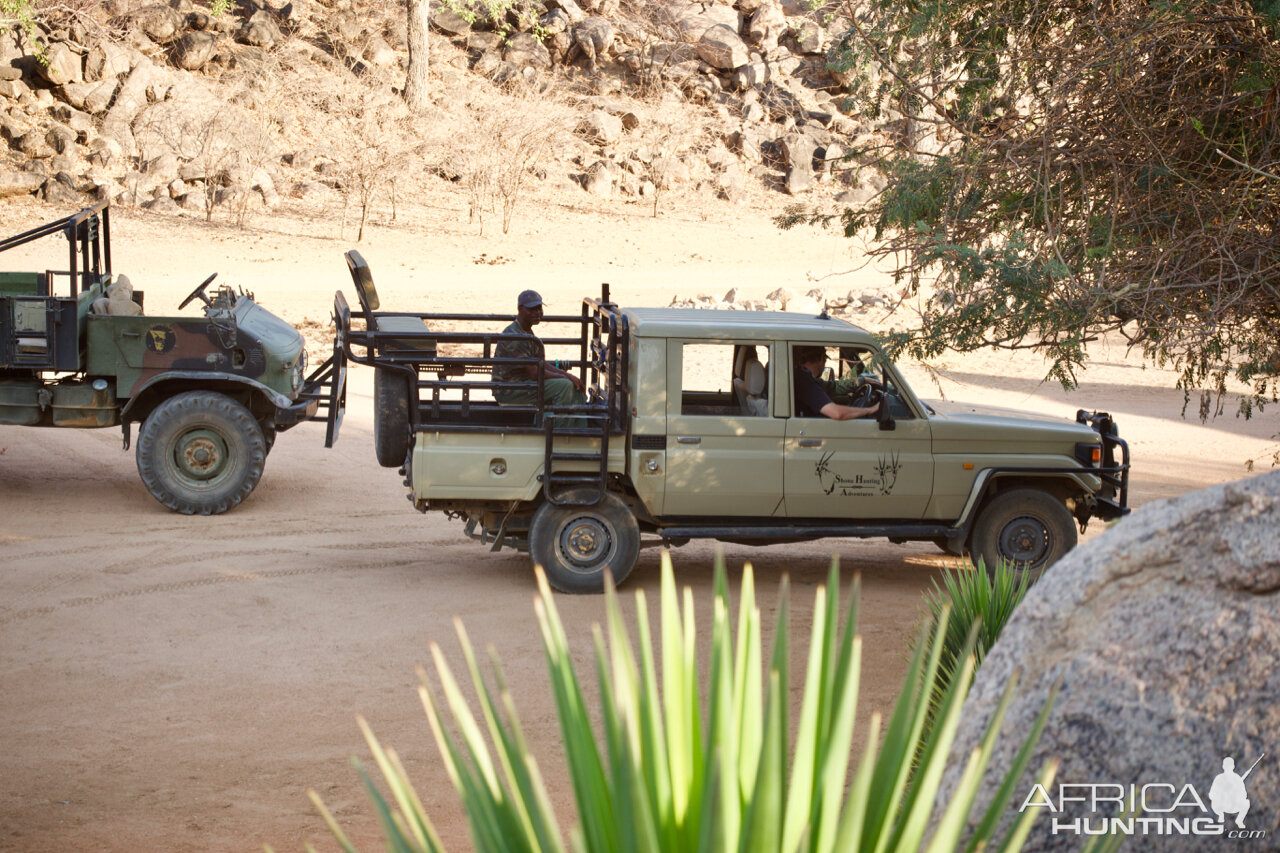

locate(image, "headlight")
(290, 349), (307, 393)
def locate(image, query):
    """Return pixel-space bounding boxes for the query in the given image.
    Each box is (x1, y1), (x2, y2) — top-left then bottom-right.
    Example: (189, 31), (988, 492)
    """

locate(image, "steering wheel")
(849, 382), (884, 410)
(179, 273), (219, 309)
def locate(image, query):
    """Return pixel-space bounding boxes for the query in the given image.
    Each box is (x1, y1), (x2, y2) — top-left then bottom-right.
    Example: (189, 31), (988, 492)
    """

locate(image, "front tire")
(970, 488), (1076, 581)
(136, 391), (266, 515)
(528, 489), (640, 594)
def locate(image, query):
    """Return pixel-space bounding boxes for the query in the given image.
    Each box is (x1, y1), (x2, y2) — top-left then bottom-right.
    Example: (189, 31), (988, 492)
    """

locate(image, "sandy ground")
(0, 193), (1275, 853)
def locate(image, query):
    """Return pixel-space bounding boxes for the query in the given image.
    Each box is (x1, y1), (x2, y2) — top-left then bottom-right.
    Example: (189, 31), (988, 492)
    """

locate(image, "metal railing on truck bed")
(330, 250), (631, 507)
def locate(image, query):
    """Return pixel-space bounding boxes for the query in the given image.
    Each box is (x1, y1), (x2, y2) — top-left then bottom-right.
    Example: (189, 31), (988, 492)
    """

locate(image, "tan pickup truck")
(327, 252), (1129, 592)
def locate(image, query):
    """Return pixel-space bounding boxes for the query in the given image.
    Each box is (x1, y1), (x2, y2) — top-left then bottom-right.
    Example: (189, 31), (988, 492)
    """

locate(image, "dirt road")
(1, 200), (1273, 852)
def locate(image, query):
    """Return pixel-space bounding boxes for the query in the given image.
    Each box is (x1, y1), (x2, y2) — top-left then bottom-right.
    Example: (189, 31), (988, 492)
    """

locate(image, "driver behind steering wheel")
(793, 345), (881, 420)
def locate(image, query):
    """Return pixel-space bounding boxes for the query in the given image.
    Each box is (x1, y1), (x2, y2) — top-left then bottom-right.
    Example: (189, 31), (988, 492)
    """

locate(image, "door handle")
(798, 438), (822, 447)
(676, 436), (701, 444)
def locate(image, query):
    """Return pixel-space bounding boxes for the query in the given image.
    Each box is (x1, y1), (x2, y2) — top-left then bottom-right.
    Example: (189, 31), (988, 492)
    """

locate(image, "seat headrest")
(745, 359), (766, 395)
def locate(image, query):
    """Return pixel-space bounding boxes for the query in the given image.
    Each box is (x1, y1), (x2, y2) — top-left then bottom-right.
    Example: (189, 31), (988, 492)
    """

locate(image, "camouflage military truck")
(0, 203), (343, 514)
(327, 251), (1129, 592)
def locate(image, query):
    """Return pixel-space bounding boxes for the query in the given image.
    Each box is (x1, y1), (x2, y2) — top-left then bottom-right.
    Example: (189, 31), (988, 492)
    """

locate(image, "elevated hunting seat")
(344, 250), (435, 353)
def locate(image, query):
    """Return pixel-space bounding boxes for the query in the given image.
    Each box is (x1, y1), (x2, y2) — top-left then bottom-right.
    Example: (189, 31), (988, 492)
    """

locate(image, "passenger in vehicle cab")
(792, 345), (880, 420)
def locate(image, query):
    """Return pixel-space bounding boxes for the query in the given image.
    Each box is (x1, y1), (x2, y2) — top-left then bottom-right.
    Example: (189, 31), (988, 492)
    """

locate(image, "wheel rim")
(556, 515), (614, 574)
(998, 515), (1052, 567)
(171, 427), (231, 484)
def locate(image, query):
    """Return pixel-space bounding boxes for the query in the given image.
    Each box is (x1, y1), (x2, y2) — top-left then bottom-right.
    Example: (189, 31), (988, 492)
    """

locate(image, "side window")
(679, 343), (770, 416)
(791, 344), (910, 418)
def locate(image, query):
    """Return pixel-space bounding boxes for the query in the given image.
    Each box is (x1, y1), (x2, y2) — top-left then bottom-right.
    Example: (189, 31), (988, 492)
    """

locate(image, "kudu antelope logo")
(814, 450), (901, 496)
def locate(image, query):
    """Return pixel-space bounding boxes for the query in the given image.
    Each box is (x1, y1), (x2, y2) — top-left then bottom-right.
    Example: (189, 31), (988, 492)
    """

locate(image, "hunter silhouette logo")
(814, 451), (901, 496)
(1211, 754), (1263, 829)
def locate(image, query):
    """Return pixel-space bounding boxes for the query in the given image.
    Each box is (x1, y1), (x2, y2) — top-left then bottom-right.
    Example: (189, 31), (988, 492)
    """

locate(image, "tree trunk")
(405, 0), (430, 110)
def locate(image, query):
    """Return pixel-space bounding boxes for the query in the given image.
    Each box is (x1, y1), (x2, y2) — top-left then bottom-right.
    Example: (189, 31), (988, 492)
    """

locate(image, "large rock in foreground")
(939, 470), (1280, 851)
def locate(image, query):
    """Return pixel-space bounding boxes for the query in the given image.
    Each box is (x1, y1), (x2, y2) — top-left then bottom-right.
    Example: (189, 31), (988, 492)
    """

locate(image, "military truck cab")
(0, 204), (343, 514)
(329, 254), (1129, 592)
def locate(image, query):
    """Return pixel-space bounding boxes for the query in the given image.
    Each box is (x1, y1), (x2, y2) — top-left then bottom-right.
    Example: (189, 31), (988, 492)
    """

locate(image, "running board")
(657, 523), (961, 541)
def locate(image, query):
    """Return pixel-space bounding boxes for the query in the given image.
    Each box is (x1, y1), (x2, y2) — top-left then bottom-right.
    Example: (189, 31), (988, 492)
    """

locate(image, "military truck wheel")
(136, 391), (266, 516)
(970, 488), (1076, 581)
(528, 490), (640, 594)
(373, 368), (411, 468)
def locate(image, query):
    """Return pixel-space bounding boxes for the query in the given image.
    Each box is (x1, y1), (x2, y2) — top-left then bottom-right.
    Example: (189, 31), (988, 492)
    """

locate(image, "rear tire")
(373, 367), (411, 467)
(970, 488), (1076, 581)
(136, 391), (266, 515)
(528, 489), (640, 594)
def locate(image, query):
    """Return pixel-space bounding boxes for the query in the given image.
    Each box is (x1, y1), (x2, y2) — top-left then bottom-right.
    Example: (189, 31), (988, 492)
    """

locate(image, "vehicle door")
(782, 345), (934, 519)
(662, 340), (786, 517)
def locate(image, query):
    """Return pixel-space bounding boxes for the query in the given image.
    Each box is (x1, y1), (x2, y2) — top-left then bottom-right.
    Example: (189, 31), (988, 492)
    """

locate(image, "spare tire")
(373, 367), (411, 467)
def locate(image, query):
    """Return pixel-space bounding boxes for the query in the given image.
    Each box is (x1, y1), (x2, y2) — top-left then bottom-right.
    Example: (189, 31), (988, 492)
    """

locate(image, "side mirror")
(878, 395), (895, 431)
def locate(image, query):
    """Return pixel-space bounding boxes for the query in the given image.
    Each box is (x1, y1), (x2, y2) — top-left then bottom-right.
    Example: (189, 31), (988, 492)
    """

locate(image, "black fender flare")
(120, 371), (294, 425)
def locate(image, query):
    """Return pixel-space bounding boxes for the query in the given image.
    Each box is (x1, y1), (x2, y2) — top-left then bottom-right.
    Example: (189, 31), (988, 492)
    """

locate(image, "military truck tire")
(528, 490), (640, 594)
(373, 368), (411, 468)
(970, 488), (1076, 580)
(136, 391), (267, 516)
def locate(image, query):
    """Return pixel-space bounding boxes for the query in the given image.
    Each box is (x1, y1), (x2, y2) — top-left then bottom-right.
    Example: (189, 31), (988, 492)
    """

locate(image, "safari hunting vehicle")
(0, 203), (342, 514)
(327, 250), (1130, 592)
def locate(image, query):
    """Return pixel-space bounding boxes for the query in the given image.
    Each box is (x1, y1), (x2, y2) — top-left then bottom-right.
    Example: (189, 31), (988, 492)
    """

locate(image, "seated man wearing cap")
(492, 289), (587, 425)
(793, 345), (880, 420)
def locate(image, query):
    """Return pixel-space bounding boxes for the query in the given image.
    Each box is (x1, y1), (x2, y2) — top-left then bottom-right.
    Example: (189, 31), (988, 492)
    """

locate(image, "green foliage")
(914, 561), (1035, 727)
(0, 0), (45, 64)
(311, 554), (1067, 852)
(805, 0), (1280, 416)
(441, 0), (544, 38)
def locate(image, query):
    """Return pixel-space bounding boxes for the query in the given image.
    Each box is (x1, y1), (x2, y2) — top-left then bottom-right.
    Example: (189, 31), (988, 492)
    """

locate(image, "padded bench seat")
(370, 315), (436, 352)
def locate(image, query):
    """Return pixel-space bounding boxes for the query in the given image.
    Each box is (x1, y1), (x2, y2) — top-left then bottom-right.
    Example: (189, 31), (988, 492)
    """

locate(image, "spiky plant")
(308, 554), (1063, 853)
(918, 560), (1036, 715)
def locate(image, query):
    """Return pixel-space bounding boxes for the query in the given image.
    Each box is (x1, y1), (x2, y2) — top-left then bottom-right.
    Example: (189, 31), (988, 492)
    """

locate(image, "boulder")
(569, 16), (614, 71)
(747, 1), (785, 51)
(171, 31), (218, 70)
(758, 81), (804, 121)
(0, 171), (44, 197)
(134, 5), (186, 45)
(546, 0), (587, 24)
(732, 60), (769, 90)
(431, 6), (472, 35)
(83, 79), (119, 115)
(716, 161), (745, 201)
(696, 24), (749, 70)
(58, 82), (94, 109)
(238, 11), (283, 48)
(781, 132), (815, 194)
(727, 125), (767, 163)
(142, 195), (181, 214)
(663, 1), (738, 41)
(45, 123), (78, 154)
(793, 19), (825, 54)
(939, 471), (1280, 851)
(85, 41), (132, 81)
(36, 42), (82, 86)
(41, 177), (83, 205)
(17, 129), (56, 158)
(503, 32), (551, 69)
(582, 160), (614, 196)
(576, 109), (623, 145)
(362, 35), (398, 67)
(0, 78), (28, 99)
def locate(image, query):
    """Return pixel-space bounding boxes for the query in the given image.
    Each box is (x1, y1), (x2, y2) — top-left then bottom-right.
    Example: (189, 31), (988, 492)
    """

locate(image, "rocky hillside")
(0, 0), (913, 224)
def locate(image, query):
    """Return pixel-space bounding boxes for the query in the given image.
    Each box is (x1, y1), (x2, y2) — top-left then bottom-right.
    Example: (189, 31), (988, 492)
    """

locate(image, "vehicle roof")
(621, 307), (878, 344)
